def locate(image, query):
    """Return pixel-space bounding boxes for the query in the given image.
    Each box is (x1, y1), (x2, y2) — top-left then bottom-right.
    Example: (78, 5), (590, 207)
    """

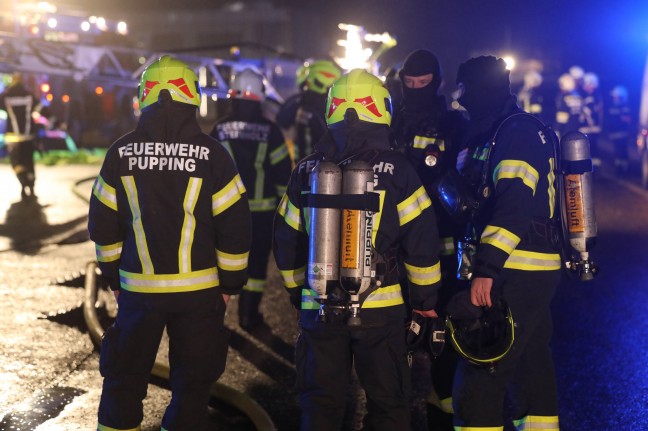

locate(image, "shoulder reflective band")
(302, 192), (380, 212)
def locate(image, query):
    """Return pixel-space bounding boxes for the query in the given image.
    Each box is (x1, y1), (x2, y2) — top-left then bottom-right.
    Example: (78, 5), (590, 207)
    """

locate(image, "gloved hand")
(406, 312), (446, 358)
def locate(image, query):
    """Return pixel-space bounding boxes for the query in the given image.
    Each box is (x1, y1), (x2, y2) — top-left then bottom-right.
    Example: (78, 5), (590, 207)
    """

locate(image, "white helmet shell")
(583, 72), (599, 89)
(558, 73), (576, 92)
(229, 68), (265, 101)
(523, 70), (543, 89)
(569, 65), (585, 80)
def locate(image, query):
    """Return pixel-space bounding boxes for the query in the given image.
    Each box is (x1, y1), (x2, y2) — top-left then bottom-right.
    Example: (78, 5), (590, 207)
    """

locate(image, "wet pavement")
(1, 140), (648, 430)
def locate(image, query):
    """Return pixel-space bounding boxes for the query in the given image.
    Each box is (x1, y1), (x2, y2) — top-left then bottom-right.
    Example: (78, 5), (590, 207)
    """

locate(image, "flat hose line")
(76, 174), (276, 431)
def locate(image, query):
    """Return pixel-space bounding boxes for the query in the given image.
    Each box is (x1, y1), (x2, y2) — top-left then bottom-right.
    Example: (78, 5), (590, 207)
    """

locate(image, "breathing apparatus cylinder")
(308, 161), (342, 321)
(340, 160), (376, 326)
(559, 131), (598, 280)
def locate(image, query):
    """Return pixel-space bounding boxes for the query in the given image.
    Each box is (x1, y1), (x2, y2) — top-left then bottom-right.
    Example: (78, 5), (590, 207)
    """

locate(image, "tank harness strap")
(302, 192), (380, 212)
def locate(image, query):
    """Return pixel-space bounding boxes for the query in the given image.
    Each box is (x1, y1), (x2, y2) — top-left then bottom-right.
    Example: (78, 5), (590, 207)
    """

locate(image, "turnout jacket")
(273, 128), (442, 316)
(88, 103), (252, 295)
(211, 101), (291, 213)
(461, 97), (561, 279)
(0, 83), (37, 143)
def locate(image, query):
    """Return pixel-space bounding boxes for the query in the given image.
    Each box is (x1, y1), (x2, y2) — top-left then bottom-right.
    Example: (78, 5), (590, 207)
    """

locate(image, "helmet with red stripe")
(326, 69), (392, 127)
(138, 55), (201, 110)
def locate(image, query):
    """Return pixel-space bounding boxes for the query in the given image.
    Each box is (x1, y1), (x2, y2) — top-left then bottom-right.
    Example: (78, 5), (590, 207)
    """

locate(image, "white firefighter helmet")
(610, 85), (628, 104)
(583, 72), (599, 90)
(568, 65), (585, 80)
(229, 68), (265, 102)
(523, 70), (543, 89)
(558, 73), (576, 92)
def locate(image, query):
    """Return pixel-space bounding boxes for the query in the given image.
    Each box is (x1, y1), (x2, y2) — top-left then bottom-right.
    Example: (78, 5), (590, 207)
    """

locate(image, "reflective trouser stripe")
(455, 427), (503, 431)
(243, 278), (265, 293)
(513, 415), (559, 430)
(97, 424), (141, 431)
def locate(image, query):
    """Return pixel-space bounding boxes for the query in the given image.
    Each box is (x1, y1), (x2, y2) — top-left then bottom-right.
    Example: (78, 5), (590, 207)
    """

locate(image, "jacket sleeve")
(273, 167), (308, 308)
(211, 144), (252, 295)
(268, 123), (291, 199)
(396, 163), (443, 311)
(473, 121), (547, 278)
(88, 147), (123, 291)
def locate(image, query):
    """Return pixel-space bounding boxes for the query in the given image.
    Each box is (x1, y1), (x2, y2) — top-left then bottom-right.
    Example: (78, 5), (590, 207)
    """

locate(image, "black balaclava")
(456, 56), (511, 121)
(399, 49), (442, 111)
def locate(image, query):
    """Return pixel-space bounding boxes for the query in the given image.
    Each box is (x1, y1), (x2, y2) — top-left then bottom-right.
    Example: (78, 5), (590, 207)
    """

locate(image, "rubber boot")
(238, 290), (264, 330)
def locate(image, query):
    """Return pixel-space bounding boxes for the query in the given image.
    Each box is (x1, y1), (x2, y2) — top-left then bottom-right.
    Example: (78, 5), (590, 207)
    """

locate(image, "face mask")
(403, 83), (437, 111)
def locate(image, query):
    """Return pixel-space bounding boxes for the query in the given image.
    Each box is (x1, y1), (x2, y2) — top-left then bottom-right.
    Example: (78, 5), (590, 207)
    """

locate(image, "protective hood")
(399, 49), (442, 111)
(137, 99), (203, 143)
(456, 56), (511, 121)
(315, 121), (391, 163)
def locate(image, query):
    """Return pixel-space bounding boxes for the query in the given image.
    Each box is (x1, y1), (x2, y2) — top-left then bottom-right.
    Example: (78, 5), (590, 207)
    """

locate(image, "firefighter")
(450, 56), (562, 430)
(273, 69), (442, 431)
(89, 55), (252, 431)
(391, 48), (467, 431)
(517, 70), (545, 121)
(554, 73), (583, 139)
(0, 73), (39, 199)
(210, 68), (291, 330)
(579, 72), (604, 166)
(606, 85), (632, 174)
(276, 60), (311, 165)
(279, 59), (341, 162)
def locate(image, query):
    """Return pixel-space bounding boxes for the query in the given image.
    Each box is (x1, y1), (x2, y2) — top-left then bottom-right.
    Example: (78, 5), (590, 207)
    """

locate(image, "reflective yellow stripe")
(413, 135), (445, 151)
(243, 278), (265, 292)
(216, 250), (249, 271)
(362, 283), (404, 308)
(493, 160), (539, 193)
(405, 261), (441, 285)
(212, 174), (246, 216)
(179, 177), (202, 273)
(529, 104), (542, 114)
(481, 225), (520, 255)
(4, 133), (33, 143)
(548, 158), (556, 218)
(254, 142), (268, 200)
(92, 175), (117, 211)
(440, 237), (455, 255)
(96, 242), (123, 263)
(397, 186), (432, 226)
(277, 194), (303, 232)
(504, 250), (561, 271)
(301, 288), (320, 309)
(270, 144), (289, 165)
(513, 415), (559, 431)
(280, 266), (306, 288)
(98, 424), (141, 431)
(249, 197), (278, 212)
(119, 267), (218, 293)
(439, 396), (453, 414)
(122, 176), (154, 274)
(556, 111), (569, 124)
(455, 427), (503, 431)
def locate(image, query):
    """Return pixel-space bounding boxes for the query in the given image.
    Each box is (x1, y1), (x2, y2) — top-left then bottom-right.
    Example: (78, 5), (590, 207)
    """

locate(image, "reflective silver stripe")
(277, 194), (302, 232)
(362, 284), (404, 308)
(556, 111), (569, 124)
(95, 242), (123, 263)
(122, 176), (154, 274)
(513, 415), (559, 431)
(280, 266), (305, 288)
(413, 135), (445, 151)
(92, 175), (117, 211)
(216, 249), (249, 271)
(254, 142), (268, 200)
(243, 278), (265, 292)
(397, 186), (432, 226)
(270, 144), (289, 165)
(212, 174), (246, 216)
(504, 250), (561, 271)
(493, 160), (539, 193)
(179, 177), (202, 273)
(4, 95), (33, 136)
(119, 267), (218, 293)
(249, 197), (277, 212)
(481, 225), (520, 255)
(405, 261), (441, 285)
(440, 237), (455, 255)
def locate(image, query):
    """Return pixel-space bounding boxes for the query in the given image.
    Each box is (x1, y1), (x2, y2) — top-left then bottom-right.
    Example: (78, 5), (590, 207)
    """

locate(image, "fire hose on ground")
(76, 175), (276, 431)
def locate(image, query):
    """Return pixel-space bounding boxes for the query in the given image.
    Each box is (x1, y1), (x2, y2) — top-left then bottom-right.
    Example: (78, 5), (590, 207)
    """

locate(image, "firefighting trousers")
(452, 269), (561, 430)
(97, 288), (229, 431)
(8, 140), (36, 189)
(295, 315), (411, 431)
(245, 211), (274, 290)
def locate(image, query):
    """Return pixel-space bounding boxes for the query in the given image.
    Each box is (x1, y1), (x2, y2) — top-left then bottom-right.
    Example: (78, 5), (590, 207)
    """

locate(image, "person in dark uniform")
(89, 55), (252, 431)
(606, 85), (632, 174)
(211, 68), (291, 330)
(0, 73), (39, 199)
(554, 73), (582, 140)
(451, 55), (562, 431)
(273, 69), (442, 431)
(391, 48), (467, 431)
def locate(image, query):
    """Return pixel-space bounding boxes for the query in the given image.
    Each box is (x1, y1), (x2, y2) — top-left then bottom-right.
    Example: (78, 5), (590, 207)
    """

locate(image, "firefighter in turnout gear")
(284, 59), (342, 162)
(210, 68), (291, 330)
(273, 69), (442, 431)
(392, 48), (466, 431)
(0, 73), (39, 199)
(89, 55), (252, 431)
(449, 56), (562, 431)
